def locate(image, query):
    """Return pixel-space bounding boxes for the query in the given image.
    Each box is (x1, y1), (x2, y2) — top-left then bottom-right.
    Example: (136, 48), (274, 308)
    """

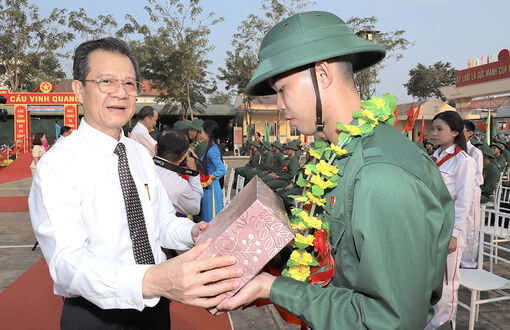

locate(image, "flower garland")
(191, 139), (203, 150)
(282, 94), (397, 284)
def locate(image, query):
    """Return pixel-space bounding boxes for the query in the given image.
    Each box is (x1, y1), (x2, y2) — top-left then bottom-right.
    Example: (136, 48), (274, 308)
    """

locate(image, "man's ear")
(314, 61), (334, 90)
(72, 80), (84, 104)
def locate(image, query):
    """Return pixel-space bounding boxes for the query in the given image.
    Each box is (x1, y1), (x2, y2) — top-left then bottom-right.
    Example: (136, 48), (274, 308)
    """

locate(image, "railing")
(1, 137), (32, 165)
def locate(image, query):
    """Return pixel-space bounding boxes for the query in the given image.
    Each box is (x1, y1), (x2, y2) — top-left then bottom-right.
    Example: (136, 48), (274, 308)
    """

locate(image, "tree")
(209, 90), (235, 105)
(0, 0), (118, 92)
(122, 0), (221, 119)
(346, 17), (412, 100)
(217, 0), (314, 137)
(404, 61), (456, 101)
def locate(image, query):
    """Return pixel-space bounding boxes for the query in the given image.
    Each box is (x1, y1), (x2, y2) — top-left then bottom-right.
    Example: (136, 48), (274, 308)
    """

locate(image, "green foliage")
(208, 90), (235, 105)
(404, 61), (456, 101)
(217, 0), (315, 128)
(0, 0), (118, 92)
(123, 0), (222, 118)
(346, 16), (413, 100)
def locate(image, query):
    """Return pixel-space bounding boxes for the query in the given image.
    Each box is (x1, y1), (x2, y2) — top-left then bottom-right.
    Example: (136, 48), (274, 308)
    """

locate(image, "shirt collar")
(433, 143), (456, 159)
(466, 140), (473, 149)
(78, 118), (127, 156)
(135, 121), (149, 134)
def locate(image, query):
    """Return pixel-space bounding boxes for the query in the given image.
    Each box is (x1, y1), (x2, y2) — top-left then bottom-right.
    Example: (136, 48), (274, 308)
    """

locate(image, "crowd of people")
(25, 10), (507, 330)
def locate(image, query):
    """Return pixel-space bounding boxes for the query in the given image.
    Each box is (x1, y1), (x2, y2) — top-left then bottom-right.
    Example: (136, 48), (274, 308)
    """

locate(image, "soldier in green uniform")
(481, 145), (501, 202)
(491, 142), (506, 171)
(261, 140), (301, 190)
(173, 120), (188, 131)
(245, 141), (273, 182)
(235, 140), (261, 178)
(217, 11), (454, 329)
(186, 119), (207, 159)
(423, 139), (437, 156)
(494, 140), (510, 162)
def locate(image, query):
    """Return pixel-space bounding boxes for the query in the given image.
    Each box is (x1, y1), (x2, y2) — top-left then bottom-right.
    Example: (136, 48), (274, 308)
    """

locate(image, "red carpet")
(0, 258), (231, 330)
(0, 196), (29, 212)
(0, 153), (32, 184)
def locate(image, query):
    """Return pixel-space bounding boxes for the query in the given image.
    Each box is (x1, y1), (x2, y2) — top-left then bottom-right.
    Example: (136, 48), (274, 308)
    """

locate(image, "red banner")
(0, 90), (79, 105)
(456, 49), (510, 87)
(14, 105), (30, 153)
(64, 105), (79, 130)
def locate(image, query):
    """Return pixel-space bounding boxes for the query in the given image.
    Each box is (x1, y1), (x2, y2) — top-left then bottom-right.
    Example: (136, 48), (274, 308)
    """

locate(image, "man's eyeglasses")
(83, 78), (142, 96)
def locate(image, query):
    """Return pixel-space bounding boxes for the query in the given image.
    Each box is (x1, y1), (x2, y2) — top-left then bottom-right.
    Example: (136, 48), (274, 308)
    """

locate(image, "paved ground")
(2, 157), (510, 329)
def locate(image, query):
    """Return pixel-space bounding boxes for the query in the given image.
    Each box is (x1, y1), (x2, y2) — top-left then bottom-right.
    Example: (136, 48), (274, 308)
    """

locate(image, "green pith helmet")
(271, 140), (283, 150)
(470, 137), (481, 146)
(491, 142), (505, 151)
(249, 140), (260, 148)
(480, 145), (495, 159)
(186, 118), (204, 131)
(285, 139), (300, 151)
(173, 120), (188, 130)
(423, 139), (436, 148)
(262, 141), (271, 150)
(493, 140), (507, 149)
(246, 11), (386, 96)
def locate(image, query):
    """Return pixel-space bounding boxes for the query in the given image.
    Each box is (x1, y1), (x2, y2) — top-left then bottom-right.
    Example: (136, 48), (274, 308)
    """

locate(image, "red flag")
(393, 105), (398, 127)
(404, 103), (415, 131)
(412, 104), (421, 124)
(182, 116), (186, 121)
(419, 116), (425, 142)
(477, 120), (486, 133)
(501, 120), (506, 130)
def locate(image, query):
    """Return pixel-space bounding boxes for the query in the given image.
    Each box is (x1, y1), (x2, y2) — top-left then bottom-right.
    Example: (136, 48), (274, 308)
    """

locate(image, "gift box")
(197, 176), (294, 313)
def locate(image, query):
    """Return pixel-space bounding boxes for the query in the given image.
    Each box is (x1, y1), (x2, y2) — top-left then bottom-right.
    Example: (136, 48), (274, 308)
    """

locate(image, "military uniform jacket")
(270, 124), (454, 329)
(257, 151), (274, 171)
(276, 153), (300, 181)
(246, 150), (261, 168)
(481, 160), (500, 202)
(496, 154), (506, 171)
(503, 148), (510, 163)
(271, 152), (285, 170)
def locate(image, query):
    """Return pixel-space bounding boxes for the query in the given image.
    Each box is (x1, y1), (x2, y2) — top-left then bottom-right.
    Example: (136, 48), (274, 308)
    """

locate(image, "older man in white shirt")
(131, 105), (158, 157)
(28, 37), (242, 329)
(155, 129), (203, 215)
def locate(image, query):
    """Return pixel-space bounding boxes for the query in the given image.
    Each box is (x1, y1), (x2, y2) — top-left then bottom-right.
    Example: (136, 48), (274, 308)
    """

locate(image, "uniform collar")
(466, 140), (473, 149)
(78, 119), (127, 157)
(433, 144), (456, 159)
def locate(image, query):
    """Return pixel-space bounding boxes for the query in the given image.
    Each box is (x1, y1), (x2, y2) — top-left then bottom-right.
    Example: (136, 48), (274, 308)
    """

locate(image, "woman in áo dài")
(200, 120), (226, 222)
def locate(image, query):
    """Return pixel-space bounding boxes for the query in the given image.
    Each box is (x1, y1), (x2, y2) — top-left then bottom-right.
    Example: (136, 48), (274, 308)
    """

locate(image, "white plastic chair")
(233, 144), (240, 156)
(235, 175), (245, 195)
(224, 168), (235, 206)
(458, 205), (510, 330)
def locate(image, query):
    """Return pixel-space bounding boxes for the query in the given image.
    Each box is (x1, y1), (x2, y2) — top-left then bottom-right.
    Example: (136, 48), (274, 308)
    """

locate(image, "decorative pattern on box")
(196, 176), (294, 312)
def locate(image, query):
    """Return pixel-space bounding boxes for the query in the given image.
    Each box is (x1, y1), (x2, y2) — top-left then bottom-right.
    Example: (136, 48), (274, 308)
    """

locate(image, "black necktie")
(114, 142), (155, 264)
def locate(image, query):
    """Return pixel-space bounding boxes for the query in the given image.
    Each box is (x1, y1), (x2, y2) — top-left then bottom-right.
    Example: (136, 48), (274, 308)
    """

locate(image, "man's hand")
(186, 149), (198, 171)
(285, 183), (294, 191)
(216, 272), (275, 312)
(142, 238), (244, 308)
(191, 221), (208, 243)
(448, 236), (457, 254)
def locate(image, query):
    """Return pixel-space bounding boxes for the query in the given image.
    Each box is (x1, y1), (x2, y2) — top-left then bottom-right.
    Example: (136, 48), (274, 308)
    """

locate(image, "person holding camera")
(155, 129), (203, 216)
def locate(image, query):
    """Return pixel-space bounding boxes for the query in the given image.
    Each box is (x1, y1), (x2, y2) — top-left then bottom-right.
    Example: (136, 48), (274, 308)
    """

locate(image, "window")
(434, 105), (439, 113)
(290, 126), (301, 136)
(268, 122), (276, 136)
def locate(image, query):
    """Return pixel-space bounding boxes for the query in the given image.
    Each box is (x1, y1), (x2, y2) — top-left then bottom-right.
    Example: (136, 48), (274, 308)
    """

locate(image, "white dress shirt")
(432, 144), (476, 238)
(131, 122), (157, 157)
(156, 166), (204, 215)
(466, 140), (484, 187)
(28, 119), (195, 311)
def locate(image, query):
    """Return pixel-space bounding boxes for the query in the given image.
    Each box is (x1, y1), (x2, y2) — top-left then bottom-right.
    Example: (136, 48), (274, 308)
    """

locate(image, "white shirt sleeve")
(452, 155), (476, 238)
(131, 124), (157, 157)
(158, 168), (204, 215)
(29, 159), (151, 311)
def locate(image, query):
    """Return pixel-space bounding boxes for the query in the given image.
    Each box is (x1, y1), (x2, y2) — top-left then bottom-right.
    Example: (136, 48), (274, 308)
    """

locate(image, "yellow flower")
(304, 167), (312, 176)
(295, 211), (309, 221)
(307, 192), (326, 207)
(343, 124), (361, 136)
(291, 221), (307, 231)
(316, 160), (339, 177)
(294, 233), (315, 246)
(309, 148), (322, 159)
(375, 97), (383, 109)
(361, 109), (378, 127)
(290, 249), (314, 265)
(310, 174), (332, 190)
(293, 195), (309, 203)
(288, 264), (311, 282)
(326, 144), (348, 156)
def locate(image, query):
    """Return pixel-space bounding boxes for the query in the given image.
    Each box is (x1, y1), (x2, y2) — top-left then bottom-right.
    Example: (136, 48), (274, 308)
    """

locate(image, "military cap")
(271, 140), (283, 149)
(249, 140), (260, 148)
(285, 139), (301, 151)
(423, 139), (436, 148)
(186, 118), (204, 131)
(491, 142), (505, 151)
(480, 145), (495, 159)
(262, 141), (271, 150)
(246, 11), (386, 96)
(173, 120), (188, 130)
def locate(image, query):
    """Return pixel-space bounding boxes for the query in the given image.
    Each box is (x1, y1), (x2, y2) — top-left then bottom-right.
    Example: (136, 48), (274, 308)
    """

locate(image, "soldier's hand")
(216, 272), (275, 312)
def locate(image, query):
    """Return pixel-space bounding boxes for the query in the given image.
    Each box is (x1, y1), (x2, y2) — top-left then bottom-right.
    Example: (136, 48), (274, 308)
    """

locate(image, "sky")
(36, 0), (509, 104)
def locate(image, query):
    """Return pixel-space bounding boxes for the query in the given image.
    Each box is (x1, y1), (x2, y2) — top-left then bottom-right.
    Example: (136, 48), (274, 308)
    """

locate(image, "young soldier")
(186, 119), (207, 159)
(260, 140), (301, 191)
(235, 140), (261, 178)
(217, 11), (454, 329)
(245, 141), (273, 182)
(491, 142), (506, 171)
(480, 145), (501, 203)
